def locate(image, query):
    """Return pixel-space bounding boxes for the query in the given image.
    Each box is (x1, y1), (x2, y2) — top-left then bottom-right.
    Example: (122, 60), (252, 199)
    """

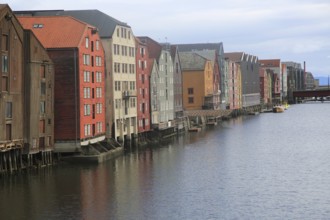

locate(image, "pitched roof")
(195, 50), (216, 62)
(15, 9), (130, 38)
(0, 4), (7, 10)
(179, 52), (207, 71)
(176, 43), (223, 55)
(137, 36), (162, 60)
(259, 59), (281, 67)
(18, 16), (91, 48)
(224, 52), (244, 62)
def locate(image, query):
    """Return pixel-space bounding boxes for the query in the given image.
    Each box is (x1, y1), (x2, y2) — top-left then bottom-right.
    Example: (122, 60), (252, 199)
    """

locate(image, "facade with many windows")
(0, 5), (25, 165)
(18, 16), (106, 152)
(139, 37), (174, 130)
(136, 37), (151, 134)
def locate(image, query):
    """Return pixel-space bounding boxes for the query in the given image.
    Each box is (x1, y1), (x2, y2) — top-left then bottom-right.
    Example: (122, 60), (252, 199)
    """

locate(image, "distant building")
(225, 59), (242, 110)
(138, 37), (175, 130)
(135, 37), (151, 134)
(175, 43), (226, 109)
(18, 16), (106, 153)
(179, 52), (214, 110)
(224, 52), (260, 108)
(170, 45), (184, 118)
(305, 72), (315, 90)
(282, 62), (305, 103)
(259, 59), (282, 103)
(259, 67), (272, 106)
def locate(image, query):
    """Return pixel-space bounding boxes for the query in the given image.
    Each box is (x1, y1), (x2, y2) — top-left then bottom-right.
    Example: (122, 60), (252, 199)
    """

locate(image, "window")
(2, 55), (8, 73)
(96, 56), (102, 66)
(39, 119), (45, 133)
(115, 99), (121, 109)
(117, 28), (120, 37)
(96, 87), (102, 98)
(188, 97), (194, 103)
(6, 102), (12, 118)
(115, 81), (121, 91)
(41, 82), (46, 95)
(96, 40), (100, 51)
(97, 122), (103, 133)
(39, 137), (45, 148)
(130, 81), (135, 90)
(188, 88), (194, 95)
(84, 104), (91, 116)
(84, 124), (91, 136)
(176, 63), (179, 74)
(83, 54), (90, 65)
(2, 76), (8, 92)
(130, 98), (136, 108)
(2, 34), (9, 51)
(46, 136), (51, 147)
(85, 37), (89, 48)
(40, 101), (46, 114)
(96, 103), (102, 114)
(84, 87), (91, 98)
(84, 71), (90, 82)
(33, 24), (43, 28)
(40, 65), (46, 78)
(96, 72), (102, 82)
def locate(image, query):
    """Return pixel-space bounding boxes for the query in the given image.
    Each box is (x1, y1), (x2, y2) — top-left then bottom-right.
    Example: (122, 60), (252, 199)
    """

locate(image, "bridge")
(293, 89), (330, 102)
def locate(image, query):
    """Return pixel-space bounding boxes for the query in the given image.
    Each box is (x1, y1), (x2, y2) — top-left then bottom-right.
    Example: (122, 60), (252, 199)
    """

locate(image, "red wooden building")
(18, 16), (106, 153)
(135, 37), (151, 135)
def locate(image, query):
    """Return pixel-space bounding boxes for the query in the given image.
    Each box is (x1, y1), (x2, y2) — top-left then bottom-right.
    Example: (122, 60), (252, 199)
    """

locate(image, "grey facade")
(139, 37), (174, 130)
(170, 45), (184, 118)
(283, 61), (305, 103)
(225, 52), (260, 108)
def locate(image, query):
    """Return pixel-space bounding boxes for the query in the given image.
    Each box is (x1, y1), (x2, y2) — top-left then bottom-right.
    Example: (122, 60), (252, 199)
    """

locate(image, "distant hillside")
(315, 76), (329, 85)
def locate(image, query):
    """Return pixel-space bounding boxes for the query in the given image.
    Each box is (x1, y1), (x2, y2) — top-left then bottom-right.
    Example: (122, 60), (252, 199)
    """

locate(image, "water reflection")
(1, 103), (330, 219)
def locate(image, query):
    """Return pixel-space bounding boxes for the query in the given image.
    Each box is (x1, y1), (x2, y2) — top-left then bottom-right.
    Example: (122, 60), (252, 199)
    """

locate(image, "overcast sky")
(5, 0), (330, 77)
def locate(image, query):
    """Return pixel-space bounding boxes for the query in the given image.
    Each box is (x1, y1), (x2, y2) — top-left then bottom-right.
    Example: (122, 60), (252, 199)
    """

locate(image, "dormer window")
(33, 24), (43, 28)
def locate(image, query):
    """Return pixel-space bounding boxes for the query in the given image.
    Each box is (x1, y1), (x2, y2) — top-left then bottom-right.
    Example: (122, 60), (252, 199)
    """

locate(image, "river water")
(1, 102), (330, 220)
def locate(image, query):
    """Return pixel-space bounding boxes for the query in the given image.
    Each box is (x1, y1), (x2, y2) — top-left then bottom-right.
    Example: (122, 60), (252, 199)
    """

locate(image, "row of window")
(114, 62), (135, 74)
(116, 27), (131, 39)
(114, 81), (136, 91)
(83, 103), (103, 116)
(138, 118), (149, 128)
(113, 44), (135, 57)
(85, 37), (100, 51)
(83, 71), (102, 83)
(84, 122), (103, 136)
(83, 54), (102, 66)
(115, 98), (136, 109)
(116, 117), (136, 130)
(83, 87), (103, 98)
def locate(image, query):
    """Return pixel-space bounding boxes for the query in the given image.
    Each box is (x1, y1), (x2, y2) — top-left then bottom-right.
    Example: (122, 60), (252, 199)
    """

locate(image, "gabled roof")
(175, 43), (224, 55)
(0, 4), (7, 10)
(224, 52), (244, 62)
(18, 16), (93, 48)
(259, 59), (281, 68)
(179, 52), (207, 71)
(14, 9), (130, 38)
(195, 50), (216, 62)
(137, 36), (162, 61)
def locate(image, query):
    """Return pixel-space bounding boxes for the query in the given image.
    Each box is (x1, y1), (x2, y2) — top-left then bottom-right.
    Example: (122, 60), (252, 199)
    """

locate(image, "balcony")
(122, 90), (137, 99)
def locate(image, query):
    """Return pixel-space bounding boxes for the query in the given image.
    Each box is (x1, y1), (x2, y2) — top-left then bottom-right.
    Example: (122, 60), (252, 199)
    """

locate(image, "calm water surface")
(1, 103), (330, 220)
